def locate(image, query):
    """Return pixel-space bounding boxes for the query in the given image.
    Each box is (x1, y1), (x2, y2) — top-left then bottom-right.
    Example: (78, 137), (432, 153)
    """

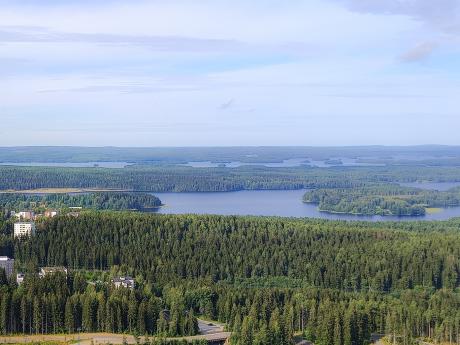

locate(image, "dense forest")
(2, 165), (460, 193)
(0, 212), (459, 344)
(0, 271), (199, 337)
(303, 184), (460, 216)
(0, 192), (162, 212)
(1, 145), (460, 164)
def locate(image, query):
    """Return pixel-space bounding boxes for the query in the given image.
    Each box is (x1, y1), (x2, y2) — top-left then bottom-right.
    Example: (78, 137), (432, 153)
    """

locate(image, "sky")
(1, 0), (459, 146)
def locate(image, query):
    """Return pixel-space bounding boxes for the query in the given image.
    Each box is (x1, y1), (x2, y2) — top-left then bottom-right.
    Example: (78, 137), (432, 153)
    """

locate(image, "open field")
(0, 321), (230, 345)
(0, 332), (231, 345)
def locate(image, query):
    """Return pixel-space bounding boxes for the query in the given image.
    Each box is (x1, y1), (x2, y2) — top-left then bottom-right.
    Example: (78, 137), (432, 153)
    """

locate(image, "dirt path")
(0, 320), (230, 345)
(0, 332), (231, 345)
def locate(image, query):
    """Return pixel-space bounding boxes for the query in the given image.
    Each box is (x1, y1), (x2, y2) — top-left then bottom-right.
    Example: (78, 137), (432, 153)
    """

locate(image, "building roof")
(40, 266), (67, 274)
(112, 276), (134, 282)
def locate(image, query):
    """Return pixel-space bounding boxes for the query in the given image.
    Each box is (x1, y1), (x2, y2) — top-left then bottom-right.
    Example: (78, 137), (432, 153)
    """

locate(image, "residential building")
(14, 222), (36, 238)
(39, 266), (68, 277)
(15, 211), (35, 221)
(16, 273), (25, 285)
(0, 256), (14, 278)
(44, 210), (59, 218)
(111, 276), (135, 289)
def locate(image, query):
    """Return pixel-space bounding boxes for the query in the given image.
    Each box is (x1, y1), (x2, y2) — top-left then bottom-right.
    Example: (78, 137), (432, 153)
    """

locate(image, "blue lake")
(182, 157), (384, 168)
(152, 189), (460, 221)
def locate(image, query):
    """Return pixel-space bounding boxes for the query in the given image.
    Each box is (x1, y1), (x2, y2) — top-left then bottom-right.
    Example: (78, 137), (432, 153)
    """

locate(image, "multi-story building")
(16, 273), (25, 285)
(39, 266), (68, 277)
(0, 256), (14, 278)
(44, 210), (59, 218)
(111, 276), (135, 289)
(15, 211), (35, 221)
(14, 222), (36, 238)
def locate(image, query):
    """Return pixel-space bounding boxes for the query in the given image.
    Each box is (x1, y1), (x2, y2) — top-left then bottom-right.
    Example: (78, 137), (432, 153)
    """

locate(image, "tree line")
(0, 192), (161, 212)
(1, 212), (460, 344)
(0, 271), (198, 337)
(303, 184), (460, 216)
(10, 213), (460, 291)
(2, 165), (460, 192)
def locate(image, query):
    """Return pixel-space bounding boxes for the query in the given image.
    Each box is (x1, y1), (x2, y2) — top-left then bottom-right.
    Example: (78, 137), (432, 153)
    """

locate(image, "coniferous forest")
(0, 212), (459, 344)
(0, 192), (162, 212)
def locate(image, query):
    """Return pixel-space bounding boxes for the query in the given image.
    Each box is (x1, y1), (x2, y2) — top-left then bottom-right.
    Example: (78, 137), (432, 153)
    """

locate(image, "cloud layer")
(0, 0), (459, 146)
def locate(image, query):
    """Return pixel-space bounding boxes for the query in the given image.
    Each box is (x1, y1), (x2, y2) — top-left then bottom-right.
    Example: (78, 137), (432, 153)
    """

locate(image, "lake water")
(399, 181), (460, 191)
(152, 189), (460, 221)
(182, 157), (384, 168)
(0, 162), (131, 168)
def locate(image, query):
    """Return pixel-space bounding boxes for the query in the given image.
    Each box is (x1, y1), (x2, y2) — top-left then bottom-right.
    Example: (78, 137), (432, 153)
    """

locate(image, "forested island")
(0, 192), (162, 212)
(0, 212), (459, 344)
(303, 184), (460, 216)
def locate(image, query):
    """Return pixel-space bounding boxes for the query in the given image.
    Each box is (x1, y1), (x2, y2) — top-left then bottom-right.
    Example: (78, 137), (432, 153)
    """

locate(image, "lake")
(152, 189), (460, 221)
(182, 157), (384, 168)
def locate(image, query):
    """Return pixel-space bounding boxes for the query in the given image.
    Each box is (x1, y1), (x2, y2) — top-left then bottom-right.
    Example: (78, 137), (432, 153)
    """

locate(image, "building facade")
(15, 211), (35, 220)
(39, 267), (68, 277)
(16, 273), (25, 285)
(14, 222), (36, 238)
(0, 256), (14, 278)
(111, 276), (135, 289)
(44, 210), (59, 218)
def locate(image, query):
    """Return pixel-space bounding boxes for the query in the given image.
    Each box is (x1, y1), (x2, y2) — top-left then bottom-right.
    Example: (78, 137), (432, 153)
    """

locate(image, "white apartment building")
(0, 256), (14, 278)
(14, 222), (36, 238)
(15, 211), (35, 220)
(16, 273), (25, 285)
(111, 276), (135, 289)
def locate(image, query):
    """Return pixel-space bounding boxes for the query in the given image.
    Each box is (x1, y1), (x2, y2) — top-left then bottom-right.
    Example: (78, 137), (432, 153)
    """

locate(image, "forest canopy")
(0, 212), (458, 345)
(303, 184), (460, 216)
(0, 192), (162, 211)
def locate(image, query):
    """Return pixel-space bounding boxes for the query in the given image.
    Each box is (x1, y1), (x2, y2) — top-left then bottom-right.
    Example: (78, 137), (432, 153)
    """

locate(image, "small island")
(303, 184), (460, 216)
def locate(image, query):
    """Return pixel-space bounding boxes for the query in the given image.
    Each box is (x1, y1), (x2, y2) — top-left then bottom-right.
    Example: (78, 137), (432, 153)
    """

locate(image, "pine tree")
(65, 299), (75, 333)
(240, 316), (254, 345)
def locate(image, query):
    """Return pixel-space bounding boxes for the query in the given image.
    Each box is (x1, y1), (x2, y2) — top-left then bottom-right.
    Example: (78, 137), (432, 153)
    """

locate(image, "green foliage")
(0, 192), (161, 211)
(10, 213), (460, 291)
(0, 212), (459, 344)
(0, 272), (198, 337)
(304, 184), (460, 216)
(2, 164), (460, 193)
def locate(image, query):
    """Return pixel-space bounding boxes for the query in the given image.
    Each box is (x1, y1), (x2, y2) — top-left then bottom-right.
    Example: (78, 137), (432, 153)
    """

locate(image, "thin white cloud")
(0, 25), (245, 52)
(400, 41), (438, 62)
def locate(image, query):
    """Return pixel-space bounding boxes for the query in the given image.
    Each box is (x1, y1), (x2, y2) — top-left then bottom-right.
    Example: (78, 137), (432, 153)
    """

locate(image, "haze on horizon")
(1, 0), (459, 147)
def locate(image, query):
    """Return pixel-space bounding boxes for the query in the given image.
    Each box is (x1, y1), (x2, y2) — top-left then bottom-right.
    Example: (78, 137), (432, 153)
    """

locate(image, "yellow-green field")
(425, 207), (443, 214)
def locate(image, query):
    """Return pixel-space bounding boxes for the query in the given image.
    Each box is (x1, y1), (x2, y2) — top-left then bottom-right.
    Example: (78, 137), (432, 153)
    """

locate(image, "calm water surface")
(182, 157), (384, 168)
(152, 189), (460, 221)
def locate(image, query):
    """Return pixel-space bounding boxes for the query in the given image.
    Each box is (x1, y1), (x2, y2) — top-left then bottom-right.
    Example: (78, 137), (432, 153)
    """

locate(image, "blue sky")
(1, 0), (459, 146)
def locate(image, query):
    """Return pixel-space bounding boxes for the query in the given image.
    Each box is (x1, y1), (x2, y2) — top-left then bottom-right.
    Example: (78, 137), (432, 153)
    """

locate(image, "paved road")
(197, 320), (225, 335)
(293, 335), (313, 345)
